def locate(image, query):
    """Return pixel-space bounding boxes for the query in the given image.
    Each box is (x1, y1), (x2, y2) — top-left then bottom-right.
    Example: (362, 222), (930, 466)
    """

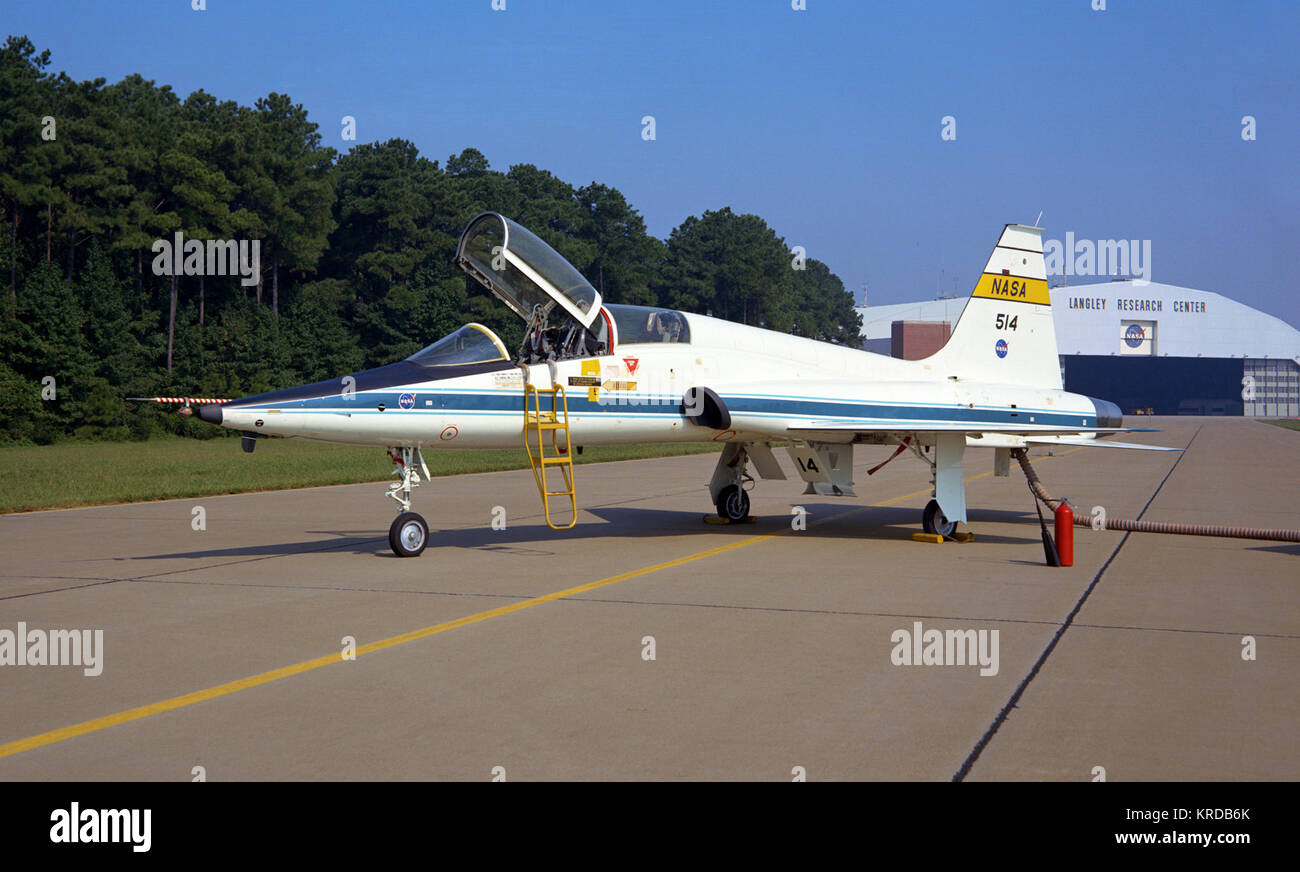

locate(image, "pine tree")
(0, 36), (54, 302)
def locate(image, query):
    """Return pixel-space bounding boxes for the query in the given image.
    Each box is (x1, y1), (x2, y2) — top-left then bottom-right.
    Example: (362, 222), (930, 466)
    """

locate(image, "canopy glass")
(606, 304), (691, 344)
(406, 323), (509, 367)
(455, 212), (602, 328)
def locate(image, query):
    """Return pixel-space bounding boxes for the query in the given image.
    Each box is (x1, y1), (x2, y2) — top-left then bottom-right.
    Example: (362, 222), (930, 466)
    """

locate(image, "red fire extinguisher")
(1054, 502), (1074, 567)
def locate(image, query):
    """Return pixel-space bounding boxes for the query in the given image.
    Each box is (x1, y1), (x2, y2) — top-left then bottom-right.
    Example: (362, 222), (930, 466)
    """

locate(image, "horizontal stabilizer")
(959, 433), (1180, 451)
(1023, 437), (1181, 451)
(788, 421), (1132, 436)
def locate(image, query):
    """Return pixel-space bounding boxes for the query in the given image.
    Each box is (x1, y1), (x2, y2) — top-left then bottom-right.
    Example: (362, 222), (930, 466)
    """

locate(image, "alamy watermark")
(1044, 232), (1151, 283)
(0, 622), (104, 676)
(588, 372), (704, 411)
(50, 803), (150, 852)
(151, 231), (260, 287)
(890, 621), (999, 676)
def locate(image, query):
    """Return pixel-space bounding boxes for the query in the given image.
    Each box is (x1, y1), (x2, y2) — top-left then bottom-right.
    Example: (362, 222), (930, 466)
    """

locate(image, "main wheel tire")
(922, 499), (956, 538)
(715, 484), (751, 522)
(389, 512), (429, 557)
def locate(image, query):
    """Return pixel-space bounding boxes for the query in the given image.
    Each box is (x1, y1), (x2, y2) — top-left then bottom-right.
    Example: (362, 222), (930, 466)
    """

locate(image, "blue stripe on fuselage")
(229, 389), (1095, 429)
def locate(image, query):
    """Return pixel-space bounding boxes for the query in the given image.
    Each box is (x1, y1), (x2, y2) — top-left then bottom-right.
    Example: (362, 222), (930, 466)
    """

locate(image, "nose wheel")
(390, 512), (429, 558)
(386, 447), (432, 557)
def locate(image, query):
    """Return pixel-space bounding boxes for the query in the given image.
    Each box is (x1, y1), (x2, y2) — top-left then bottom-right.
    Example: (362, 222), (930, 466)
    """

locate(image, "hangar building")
(855, 280), (1300, 417)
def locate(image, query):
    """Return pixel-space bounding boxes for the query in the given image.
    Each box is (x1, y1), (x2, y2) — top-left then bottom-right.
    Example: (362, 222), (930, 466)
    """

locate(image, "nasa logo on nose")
(1124, 323), (1146, 348)
(398, 392), (416, 410)
(995, 339), (1008, 358)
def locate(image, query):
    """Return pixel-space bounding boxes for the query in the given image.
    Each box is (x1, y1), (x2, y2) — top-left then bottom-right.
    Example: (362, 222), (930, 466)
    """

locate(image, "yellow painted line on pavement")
(0, 536), (776, 760)
(0, 447), (1079, 760)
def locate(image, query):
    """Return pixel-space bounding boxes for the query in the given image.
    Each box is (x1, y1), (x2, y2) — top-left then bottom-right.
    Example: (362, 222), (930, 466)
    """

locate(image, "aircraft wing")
(701, 377), (1179, 451)
(784, 422), (1181, 451)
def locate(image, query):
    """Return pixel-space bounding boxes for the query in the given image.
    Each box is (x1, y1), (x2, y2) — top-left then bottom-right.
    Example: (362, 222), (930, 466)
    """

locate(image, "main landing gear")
(387, 447), (430, 557)
(716, 483), (751, 522)
(709, 443), (754, 522)
(893, 434), (966, 539)
(922, 499), (957, 538)
(876, 436), (965, 539)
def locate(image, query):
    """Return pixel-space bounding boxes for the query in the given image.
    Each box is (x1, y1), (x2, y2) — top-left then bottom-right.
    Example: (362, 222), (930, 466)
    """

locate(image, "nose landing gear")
(390, 511), (429, 557)
(387, 447), (431, 557)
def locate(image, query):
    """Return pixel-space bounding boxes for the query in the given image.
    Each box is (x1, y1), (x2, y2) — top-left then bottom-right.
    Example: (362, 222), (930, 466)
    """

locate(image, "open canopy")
(455, 212), (602, 328)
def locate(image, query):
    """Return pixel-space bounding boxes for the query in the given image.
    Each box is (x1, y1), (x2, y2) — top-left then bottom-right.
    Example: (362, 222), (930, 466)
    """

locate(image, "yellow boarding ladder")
(523, 381), (577, 529)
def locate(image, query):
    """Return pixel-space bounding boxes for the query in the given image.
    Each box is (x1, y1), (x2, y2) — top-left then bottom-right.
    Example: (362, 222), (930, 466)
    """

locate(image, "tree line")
(0, 35), (863, 443)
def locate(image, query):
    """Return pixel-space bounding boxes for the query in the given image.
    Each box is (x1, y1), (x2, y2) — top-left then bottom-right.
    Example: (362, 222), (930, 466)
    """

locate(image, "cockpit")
(457, 212), (599, 327)
(440, 212), (692, 366)
(606, 304), (690, 345)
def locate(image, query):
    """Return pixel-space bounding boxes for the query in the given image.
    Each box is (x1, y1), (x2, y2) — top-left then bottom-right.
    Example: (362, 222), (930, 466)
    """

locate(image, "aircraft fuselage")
(204, 309), (1104, 451)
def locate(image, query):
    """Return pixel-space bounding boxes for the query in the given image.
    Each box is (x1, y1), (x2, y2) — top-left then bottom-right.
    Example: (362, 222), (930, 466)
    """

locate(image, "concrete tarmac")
(0, 416), (1295, 780)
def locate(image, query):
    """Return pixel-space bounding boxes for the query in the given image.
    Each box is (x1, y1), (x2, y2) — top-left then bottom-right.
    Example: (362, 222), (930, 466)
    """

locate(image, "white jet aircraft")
(190, 213), (1172, 556)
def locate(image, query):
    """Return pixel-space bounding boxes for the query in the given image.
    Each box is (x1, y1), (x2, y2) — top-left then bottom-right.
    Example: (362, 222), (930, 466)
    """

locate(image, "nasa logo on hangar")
(1124, 323), (1146, 348)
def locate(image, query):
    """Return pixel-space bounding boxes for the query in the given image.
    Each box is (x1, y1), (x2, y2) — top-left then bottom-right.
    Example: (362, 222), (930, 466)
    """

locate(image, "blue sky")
(8, 0), (1298, 326)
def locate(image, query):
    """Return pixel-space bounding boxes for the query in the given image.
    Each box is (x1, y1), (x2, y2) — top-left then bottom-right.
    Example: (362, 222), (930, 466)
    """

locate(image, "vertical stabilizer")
(923, 224), (1061, 389)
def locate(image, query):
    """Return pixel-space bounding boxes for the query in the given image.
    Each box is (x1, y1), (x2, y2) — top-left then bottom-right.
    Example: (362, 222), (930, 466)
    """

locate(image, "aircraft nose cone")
(196, 404), (224, 425)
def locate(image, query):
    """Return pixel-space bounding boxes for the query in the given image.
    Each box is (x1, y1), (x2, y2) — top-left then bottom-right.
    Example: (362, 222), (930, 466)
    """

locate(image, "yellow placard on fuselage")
(581, 359), (601, 402)
(971, 273), (1051, 305)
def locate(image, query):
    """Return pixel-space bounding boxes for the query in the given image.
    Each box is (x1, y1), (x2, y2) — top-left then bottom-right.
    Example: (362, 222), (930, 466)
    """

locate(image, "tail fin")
(923, 224), (1061, 389)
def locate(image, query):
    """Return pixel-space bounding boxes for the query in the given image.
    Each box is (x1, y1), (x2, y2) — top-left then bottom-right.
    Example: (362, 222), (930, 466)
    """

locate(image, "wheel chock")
(951, 531), (975, 543)
(703, 515), (757, 525)
(911, 532), (945, 544)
